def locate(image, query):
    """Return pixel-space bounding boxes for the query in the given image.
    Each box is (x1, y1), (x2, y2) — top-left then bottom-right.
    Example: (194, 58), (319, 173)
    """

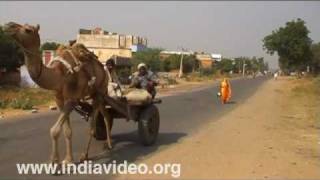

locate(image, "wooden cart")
(75, 96), (162, 146)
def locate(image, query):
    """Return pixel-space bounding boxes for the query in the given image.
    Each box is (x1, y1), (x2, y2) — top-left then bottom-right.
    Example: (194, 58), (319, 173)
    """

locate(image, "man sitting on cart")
(105, 57), (122, 99)
(129, 63), (159, 98)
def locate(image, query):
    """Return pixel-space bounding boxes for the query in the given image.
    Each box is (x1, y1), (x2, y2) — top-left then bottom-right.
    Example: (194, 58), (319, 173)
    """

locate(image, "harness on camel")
(47, 45), (97, 86)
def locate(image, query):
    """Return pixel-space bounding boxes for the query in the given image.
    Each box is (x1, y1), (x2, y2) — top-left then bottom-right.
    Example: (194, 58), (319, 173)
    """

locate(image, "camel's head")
(3, 22), (40, 49)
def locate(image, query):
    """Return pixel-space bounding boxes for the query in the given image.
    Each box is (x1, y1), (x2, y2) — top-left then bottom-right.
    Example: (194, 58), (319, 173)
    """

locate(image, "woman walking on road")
(220, 78), (232, 104)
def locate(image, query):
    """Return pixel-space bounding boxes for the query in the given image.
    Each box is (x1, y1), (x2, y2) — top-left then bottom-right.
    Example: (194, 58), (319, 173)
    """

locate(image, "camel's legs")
(95, 93), (113, 149)
(50, 113), (65, 163)
(62, 116), (73, 164)
(99, 105), (112, 149)
(80, 106), (99, 162)
(79, 93), (113, 161)
(50, 101), (74, 164)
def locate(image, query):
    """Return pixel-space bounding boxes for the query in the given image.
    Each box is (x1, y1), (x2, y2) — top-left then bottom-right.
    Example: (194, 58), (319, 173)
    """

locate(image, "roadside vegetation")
(291, 76), (320, 99)
(0, 26), (24, 75)
(131, 48), (268, 83)
(275, 75), (320, 150)
(280, 76), (320, 164)
(0, 86), (54, 110)
(263, 18), (320, 75)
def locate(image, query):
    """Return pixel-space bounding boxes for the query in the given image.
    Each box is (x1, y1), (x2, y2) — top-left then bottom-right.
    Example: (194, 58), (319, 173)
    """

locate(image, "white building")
(211, 54), (222, 62)
(160, 50), (194, 56)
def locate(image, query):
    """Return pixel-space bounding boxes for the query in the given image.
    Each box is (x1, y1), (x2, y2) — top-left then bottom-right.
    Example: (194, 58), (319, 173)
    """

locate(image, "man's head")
(106, 58), (116, 71)
(137, 63), (147, 76)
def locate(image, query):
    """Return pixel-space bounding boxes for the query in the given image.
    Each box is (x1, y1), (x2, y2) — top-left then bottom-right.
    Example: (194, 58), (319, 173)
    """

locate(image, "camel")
(3, 22), (125, 164)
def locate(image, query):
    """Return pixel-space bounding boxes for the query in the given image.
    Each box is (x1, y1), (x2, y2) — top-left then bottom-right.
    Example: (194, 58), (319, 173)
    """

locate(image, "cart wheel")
(94, 112), (114, 141)
(138, 105), (160, 146)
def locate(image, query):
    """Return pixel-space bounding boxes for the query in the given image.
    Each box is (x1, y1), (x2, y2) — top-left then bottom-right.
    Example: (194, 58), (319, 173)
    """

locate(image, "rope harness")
(48, 49), (96, 87)
(48, 49), (82, 75)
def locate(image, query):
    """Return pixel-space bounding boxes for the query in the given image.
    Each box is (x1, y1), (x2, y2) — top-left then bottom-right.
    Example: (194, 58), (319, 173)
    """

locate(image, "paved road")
(0, 76), (268, 178)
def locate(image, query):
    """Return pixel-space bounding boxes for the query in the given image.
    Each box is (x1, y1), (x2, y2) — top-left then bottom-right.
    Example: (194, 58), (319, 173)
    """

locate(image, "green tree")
(161, 59), (171, 72)
(132, 48), (197, 73)
(249, 56), (259, 73)
(234, 57), (250, 74)
(216, 58), (234, 73)
(182, 55), (197, 73)
(163, 54), (180, 70)
(159, 54), (197, 73)
(40, 42), (60, 51)
(233, 58), (242, 73)
(0, 26), (24, 71)
(311, 42), (320, 73)
(131, 48), (162, 71)
(233, 56), (268, 74)
(263, 18), (312, 73)
(257, 57), (265, 72)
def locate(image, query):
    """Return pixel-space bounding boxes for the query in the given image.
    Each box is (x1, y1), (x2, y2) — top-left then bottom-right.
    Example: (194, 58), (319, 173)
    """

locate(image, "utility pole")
(237, 59), (241, 74)
(242, 62), (246, 77)
(178, 47), (186, 78)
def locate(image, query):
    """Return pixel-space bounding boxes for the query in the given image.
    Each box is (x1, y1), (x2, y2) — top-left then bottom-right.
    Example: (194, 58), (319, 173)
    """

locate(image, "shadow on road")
(226, 101), (237, 104)
(91, 131), (187, 164)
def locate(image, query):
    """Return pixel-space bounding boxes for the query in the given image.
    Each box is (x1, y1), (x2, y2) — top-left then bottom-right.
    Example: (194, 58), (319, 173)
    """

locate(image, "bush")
(161, 59), (173, 72)
(40, 42), (60, 51)
(0, 87), (54, 110)
(167, 78), (178, 85)
(199, 68), (215, 77)
(9, 98), (34, 110)
(0, 26), (24, 71)
(0, 99), (8, 109)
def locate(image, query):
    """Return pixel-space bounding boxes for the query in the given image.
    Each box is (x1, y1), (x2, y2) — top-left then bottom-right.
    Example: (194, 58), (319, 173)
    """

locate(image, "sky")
(1, 1), (320, 69)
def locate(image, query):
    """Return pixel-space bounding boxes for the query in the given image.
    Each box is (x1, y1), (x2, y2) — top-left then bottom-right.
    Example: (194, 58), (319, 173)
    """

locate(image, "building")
(159, 50), (194, 60)
(211, 53), (222, 62)
(196, 53), (214, 69)
(76, 27), (147, 64)
(160, 50), (222, 69)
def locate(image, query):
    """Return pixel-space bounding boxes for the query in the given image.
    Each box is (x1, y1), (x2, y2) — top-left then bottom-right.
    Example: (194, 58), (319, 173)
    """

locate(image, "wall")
(196, 54), (214, 69)
(76, 29), (147, 63)
(88, 48), (132, 63)
(199, 60), (213, 69)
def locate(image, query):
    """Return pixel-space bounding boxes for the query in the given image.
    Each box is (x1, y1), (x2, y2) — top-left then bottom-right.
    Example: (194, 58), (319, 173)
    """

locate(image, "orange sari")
(220, 78), (232, 104)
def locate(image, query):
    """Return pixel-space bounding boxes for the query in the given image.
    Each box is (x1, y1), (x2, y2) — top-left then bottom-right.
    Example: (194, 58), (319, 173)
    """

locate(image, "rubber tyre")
(94, 112), (113, 141)
(138, 105), (160, 146)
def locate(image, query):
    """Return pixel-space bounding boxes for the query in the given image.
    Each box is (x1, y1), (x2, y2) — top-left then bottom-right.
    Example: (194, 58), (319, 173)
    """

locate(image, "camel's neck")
(24, 47), (62, 90)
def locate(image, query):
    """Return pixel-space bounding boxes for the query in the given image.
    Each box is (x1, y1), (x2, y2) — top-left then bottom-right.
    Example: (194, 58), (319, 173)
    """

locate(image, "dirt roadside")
(117, 76), (320, 179)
